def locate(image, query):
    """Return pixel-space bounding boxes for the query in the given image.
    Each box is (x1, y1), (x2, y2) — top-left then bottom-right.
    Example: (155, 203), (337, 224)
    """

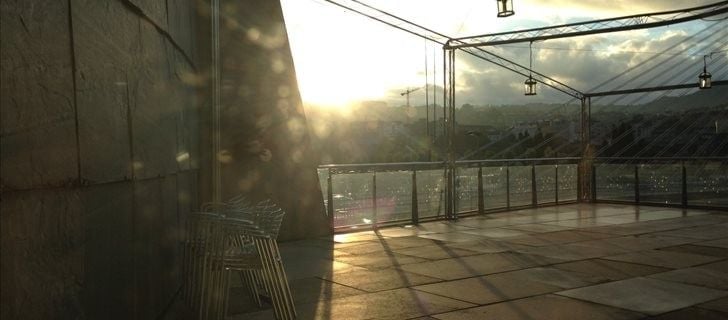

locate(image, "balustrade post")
(681, 161), (688, 207)
(506, 164), (511, 210)
(635, 165), (640, 204)
(372, 172), (377, 229)
(327, 169), (334, 231)
(591, 164), (597, 203)
(478, 166), (484, 214)
(555, 165), (559, 204)
(412, 170), (419, 224)
(531, 164), (537, 207)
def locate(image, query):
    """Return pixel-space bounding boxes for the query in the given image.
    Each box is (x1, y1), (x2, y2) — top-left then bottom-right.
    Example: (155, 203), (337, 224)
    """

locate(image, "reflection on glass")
(595, 164), (634, 201)
(416, 170), (446, 219)
(509, 165), (532, 207)
(456, 168), (479, 213)
(536, 165), (556, 204)
(639, 164), (681, 204)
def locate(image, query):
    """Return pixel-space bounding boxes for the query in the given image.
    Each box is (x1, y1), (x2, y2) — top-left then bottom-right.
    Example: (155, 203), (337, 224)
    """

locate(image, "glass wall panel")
(687, 161), (728, 207)
(536, 165), (556, 204)
(416, 169), (446, 219)
(639, 164), (682, 204)
(509, 165), (532, 207)
(482, 166), (508, 209)
(558, 164), (578, 201)
(331, 172), (374, 227)
(456, 167), (479, 213)
(595, 163), (634, 201)
(375, 171), (412, 223)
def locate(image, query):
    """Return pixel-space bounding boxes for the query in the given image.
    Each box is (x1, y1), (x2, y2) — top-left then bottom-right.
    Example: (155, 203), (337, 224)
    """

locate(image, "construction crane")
(400, 87), (421, 108)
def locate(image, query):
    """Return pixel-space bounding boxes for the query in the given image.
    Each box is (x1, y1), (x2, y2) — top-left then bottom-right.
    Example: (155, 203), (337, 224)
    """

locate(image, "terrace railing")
(593, 157), (728, 208)
(318, 158), (580, 231)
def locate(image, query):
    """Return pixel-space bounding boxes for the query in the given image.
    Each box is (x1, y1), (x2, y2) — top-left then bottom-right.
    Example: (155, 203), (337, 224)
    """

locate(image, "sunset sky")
(280, 0), (727, 108)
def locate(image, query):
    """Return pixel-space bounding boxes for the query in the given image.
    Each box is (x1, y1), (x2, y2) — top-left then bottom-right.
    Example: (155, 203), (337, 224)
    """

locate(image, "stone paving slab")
(648, 263), (728, 290)
(503, 230), (616, 247)
(416, 232), (490, 243)
(321, 267), (441, 292)
(284, 257), (365, 280)
(700, 238), (728, 249)
(557, 277), (728, 315)
(334, 251), (428, 269)
(373, 226), (438, 237)
(288, 277), (367, 305)
(648, 307), (728, 320)
(699, 296), (728, 313)
(392, 244), (482, 260)
(432, 294), (644, 320)
(459, 227), (531, 239)
(412, 271), (563, 305)
(512, 242), (631, 261)
(543, 218), (621, 228)
(446, 239), (532, 254)
(500, 223), (574, 233)
(234, 288), (475, 320)
(651, 223), (728, 240)
(602, 249), (723, 269)
(657, 244), (728, 258)
(500, 266), (607, 289)
(399, 252), (563, 280)
(575, 234), (697, 252)
(552, 259), (670, 281)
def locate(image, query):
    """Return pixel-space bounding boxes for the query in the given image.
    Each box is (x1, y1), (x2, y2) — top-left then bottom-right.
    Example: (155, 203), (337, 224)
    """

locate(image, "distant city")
(305, 88), (728, 164)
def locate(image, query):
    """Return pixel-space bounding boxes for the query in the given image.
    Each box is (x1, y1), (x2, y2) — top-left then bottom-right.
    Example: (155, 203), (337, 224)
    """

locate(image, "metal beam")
(447, 1), (728, 49)
(585, 80), (728, 97)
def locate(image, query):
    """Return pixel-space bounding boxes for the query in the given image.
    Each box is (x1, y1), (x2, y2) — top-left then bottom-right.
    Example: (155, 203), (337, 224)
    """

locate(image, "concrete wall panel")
(71, 0), (139, 183)
(130, 0), (167, 29)
(132, 22), (178, 179)
(0, 0), (78, 190)
(81, 182), (135, 320)
(0, 189), (84, 319)
(167, 0), (196, 62)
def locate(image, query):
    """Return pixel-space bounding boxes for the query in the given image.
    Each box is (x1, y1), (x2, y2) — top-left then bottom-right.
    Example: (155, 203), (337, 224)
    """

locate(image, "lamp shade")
(699, 70), (712, 89)
(497, 0), (514, 17)
(525, 76), (537, 95)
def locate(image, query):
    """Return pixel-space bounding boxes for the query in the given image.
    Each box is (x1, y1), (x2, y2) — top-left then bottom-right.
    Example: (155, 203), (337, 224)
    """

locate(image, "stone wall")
(1, 0), (329, 318)
(1, 0), (200, 318)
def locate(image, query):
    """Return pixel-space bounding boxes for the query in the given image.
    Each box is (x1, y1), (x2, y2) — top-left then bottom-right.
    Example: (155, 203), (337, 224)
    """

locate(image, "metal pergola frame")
(322, 0), (728, 218)
(441, 1), (728, 216)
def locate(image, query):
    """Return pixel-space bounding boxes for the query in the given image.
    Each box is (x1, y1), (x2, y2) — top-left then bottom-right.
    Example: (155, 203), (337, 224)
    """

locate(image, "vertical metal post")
(327, 169), (334, 230)
(444, 47), (458, 220)
(591, 164), (597, 203)
(506, 164), (511, 210)
(531, 164), (537, 207)
(372, 172), (377, 228)
(555, 165), (559, 204)
(477, 166), (484, 214)
(576, 162), (582, 202)
(634, 165), (640, 204)
(412, 170), (419, 224)
(579, 97), (594, 202)
(211, 0), (222, 204)
(681, 161), (688, 207)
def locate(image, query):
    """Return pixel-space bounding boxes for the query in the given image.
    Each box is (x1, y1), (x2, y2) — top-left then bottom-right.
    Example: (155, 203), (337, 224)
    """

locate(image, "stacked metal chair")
(183, 197), (296, 319)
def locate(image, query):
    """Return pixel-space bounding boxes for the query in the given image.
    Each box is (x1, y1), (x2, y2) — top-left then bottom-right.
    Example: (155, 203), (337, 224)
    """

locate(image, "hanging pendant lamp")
(699, 54), (712, 89)
(496, 0), (514, 17)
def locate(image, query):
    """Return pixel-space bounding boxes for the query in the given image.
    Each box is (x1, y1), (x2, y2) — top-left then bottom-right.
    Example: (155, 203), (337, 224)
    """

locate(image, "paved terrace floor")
(230, 203), (728, 320)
